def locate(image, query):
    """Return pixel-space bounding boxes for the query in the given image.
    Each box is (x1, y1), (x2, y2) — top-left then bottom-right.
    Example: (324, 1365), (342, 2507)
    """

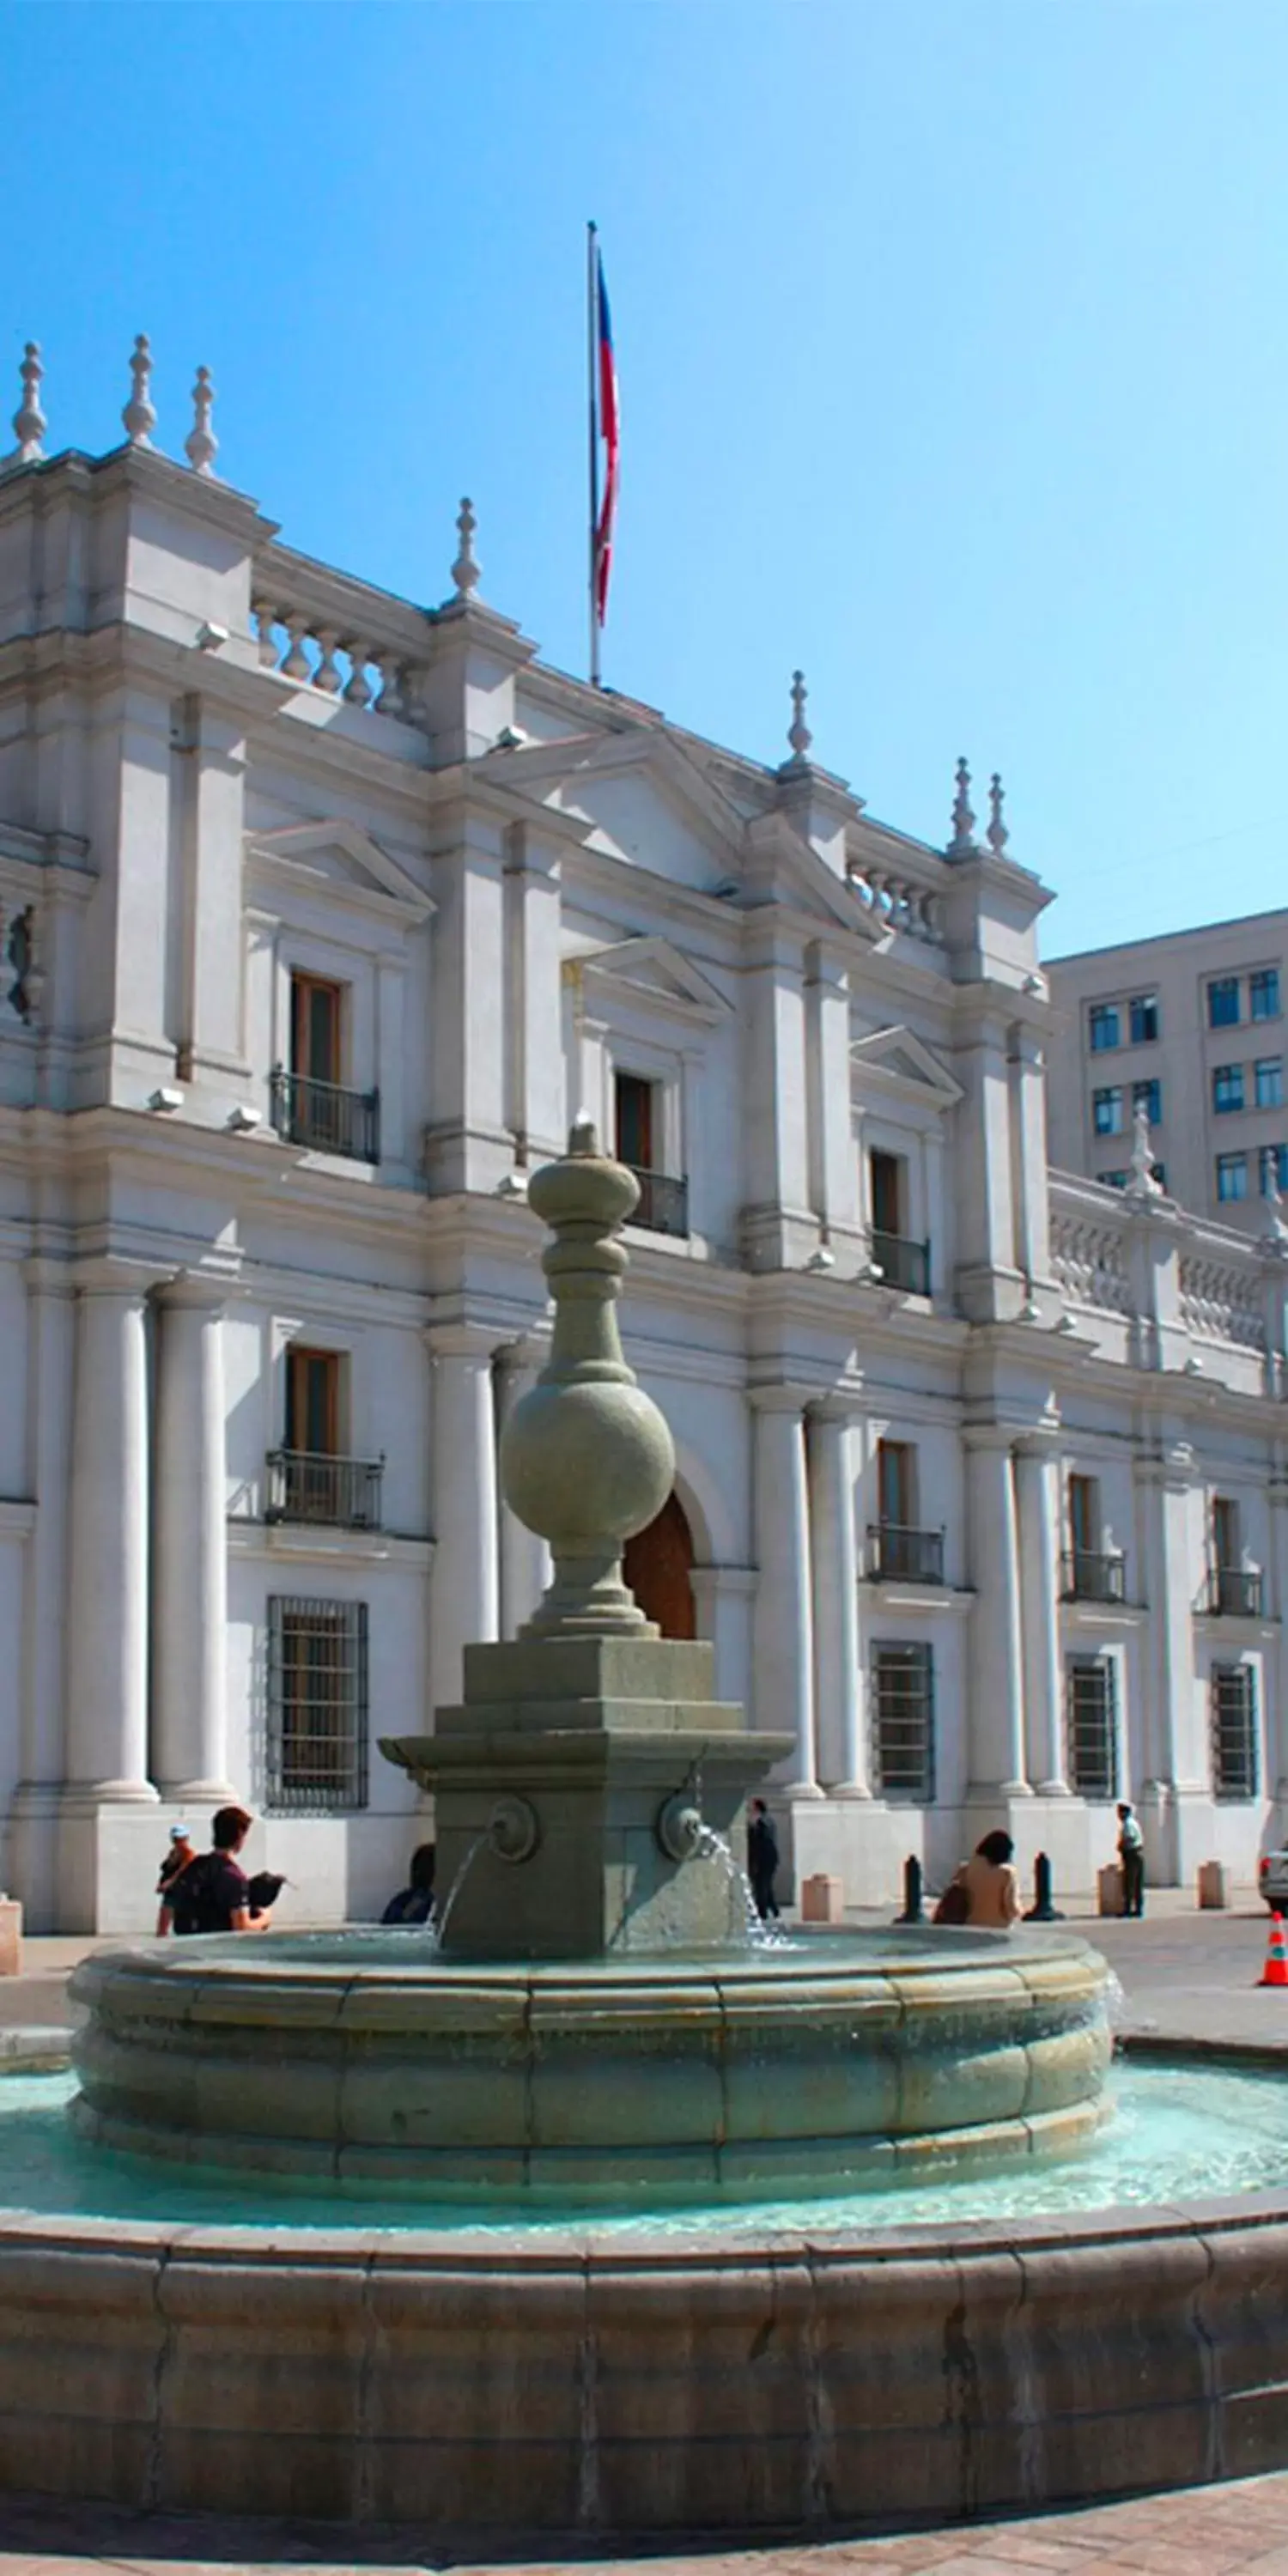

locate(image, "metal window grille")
(872, 1643), (935, 1801)
(1066, 1656), (1119, 1801)
(266, 1597), (368, 1814)
(1212, 1662), (1259, 1801)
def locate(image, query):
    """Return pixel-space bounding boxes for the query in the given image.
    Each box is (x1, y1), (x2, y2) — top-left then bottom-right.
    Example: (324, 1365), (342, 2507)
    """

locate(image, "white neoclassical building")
(2, 347), (1288, 1931)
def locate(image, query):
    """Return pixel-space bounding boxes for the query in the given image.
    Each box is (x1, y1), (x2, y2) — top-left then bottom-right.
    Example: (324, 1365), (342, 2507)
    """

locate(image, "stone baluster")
(373, 654), (405, 719)
(252, 599), (281, 668)
(343, 642), (373, 708)
(281, 614), (311, 681)
(313, 629), (342, 695)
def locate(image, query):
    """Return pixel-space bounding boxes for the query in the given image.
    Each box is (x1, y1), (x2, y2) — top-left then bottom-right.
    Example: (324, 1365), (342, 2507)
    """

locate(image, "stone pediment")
(569, 935), (732, 1026)
(851, 1024), (963, 1105)
(478, 724), (750, 891)
(246, 820), (434, 923)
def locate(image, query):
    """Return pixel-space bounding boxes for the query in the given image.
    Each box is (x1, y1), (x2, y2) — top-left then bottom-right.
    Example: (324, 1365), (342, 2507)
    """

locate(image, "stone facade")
(2, 398), (1287, 1929)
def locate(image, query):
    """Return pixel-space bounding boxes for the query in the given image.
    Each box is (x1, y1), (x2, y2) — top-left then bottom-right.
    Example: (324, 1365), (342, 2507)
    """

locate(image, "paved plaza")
(2, 1905), (1287, 2572)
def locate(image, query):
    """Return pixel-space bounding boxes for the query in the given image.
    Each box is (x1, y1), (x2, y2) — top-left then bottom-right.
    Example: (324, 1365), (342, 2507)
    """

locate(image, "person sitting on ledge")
(162, 1806), (273, 1937)
(381, 1842), (437, 1926)
(962, 1829), (1022, 1929)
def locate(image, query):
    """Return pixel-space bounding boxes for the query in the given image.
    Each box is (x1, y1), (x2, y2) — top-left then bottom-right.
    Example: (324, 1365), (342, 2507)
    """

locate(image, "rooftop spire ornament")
(185, 366), (217, 477)
(1127, 1100), (1163, 1201)
(786, 669), (812, 765)
(122, 335), (156, 448)
(5, 342), (46, 467)
(949, 757), (977, 858)
(451, 496), (480, 602)
(987, 771), (1009, 857)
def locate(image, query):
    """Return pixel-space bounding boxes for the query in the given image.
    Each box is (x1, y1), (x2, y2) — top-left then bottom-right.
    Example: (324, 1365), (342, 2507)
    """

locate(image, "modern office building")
(2, 345), (1288, 1931)
(1047, 914), (1288, 1229)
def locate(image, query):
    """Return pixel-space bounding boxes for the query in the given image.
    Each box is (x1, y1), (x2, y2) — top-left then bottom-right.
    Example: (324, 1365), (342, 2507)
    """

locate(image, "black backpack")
(168, 1853), (228, 1937)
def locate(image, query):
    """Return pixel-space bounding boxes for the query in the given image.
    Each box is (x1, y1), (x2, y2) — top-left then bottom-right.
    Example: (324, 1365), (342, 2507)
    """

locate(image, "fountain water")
(7, 1128), (1278, 2537)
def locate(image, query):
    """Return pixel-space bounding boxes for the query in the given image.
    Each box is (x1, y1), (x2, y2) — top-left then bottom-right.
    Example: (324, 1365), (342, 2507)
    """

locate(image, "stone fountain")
(70, 1125), (1111, 2201)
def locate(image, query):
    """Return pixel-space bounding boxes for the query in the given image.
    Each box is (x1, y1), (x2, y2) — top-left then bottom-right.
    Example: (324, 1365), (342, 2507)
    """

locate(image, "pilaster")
(750, 1387), (821, 1793)
(962, 1426), (1029, 1797)
(64, 1264), (162, 1800)
(806, 1401), (867, 1795)
(152, 1273), (234, 1800)
(1014, 1434), (1067, 1795)
(427, 1323), (501, 1711)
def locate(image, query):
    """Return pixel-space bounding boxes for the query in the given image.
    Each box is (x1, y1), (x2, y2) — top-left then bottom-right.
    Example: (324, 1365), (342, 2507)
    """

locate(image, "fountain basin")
(70, 1926), (1111, 2200)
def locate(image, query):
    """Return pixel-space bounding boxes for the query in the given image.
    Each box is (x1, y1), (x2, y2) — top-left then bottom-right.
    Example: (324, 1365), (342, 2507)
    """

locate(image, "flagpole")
(586, 218), (601, 689)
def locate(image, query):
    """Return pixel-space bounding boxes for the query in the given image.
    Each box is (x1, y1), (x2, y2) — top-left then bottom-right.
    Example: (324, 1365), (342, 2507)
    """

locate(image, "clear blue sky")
(7, 0), (1288, 954)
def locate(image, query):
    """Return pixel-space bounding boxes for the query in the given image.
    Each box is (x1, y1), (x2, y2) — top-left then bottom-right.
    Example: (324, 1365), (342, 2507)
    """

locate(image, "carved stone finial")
(185, 365), (217, 476)
(123, 334), (156, 448)
(451, 496), (480, 600)
(987, 771), (1009, 857)
(787, 670), (812, 765)
(949, 756), (976, 858)
(5, 343), (46, 466)
(1127, 1101), (1163, 1200)
(498, 1123), (675, 1638)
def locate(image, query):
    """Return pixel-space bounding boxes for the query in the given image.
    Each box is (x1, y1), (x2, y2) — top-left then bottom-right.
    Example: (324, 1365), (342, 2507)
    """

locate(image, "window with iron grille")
(1066, 1656), (1119, 1800)
(1212, 1662), (1258, 1800)
(266, 1597), (368, 1813)
(872, 1643), (935, 1801)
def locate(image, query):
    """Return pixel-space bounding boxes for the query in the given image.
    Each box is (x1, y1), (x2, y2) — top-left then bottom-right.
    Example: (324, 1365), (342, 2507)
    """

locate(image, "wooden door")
(623, 1492), (696, 1639)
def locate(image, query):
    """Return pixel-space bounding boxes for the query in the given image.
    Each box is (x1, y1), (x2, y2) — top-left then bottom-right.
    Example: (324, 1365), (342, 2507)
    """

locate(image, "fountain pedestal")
(383, 1634), (792, 1956)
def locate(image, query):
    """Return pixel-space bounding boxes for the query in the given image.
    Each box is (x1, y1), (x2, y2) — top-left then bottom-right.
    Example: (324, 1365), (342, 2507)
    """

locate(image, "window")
(1128, 993), (1159, 1044)
(1092, 1087), (1123, 1137)
(266, 1597), (368, 1812)
(1217, 1153), (1248, 1202)
(285, 1348), (341, 1456)
(869, 1148), (905, 1236)
(290, 972), (343, 1085)
(1212, 1663), (1259, 1800)
(1212, 1064), (1245, 1115)
(1212, 1496), (1241, 1571)
(1066, 1657), (1119, 1800)
(1133, 1078), (1162, 1127)
(878, 1439), (917, 1531)
(1208, 978), (1241, 1029)
(1251, 969), (1281, 1023)
(1255, 1059), (1283, 1110)
(1089, 1003), (1120, 1054)
(872, 1644), (934, 1801)
(1261, 1144), (1288, 1195)
(614, 1070), (658, 1173)
(1097, 1170), (1129, 1190)
(1068, 1474), (1100, 1558)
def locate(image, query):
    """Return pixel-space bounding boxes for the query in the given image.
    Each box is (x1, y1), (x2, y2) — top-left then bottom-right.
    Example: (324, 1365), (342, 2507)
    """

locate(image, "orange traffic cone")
(1261, 1913), (1288, 1989)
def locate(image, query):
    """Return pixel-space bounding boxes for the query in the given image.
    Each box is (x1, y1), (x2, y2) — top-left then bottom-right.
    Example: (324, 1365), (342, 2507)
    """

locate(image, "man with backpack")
(161, 1806), (273, 1937)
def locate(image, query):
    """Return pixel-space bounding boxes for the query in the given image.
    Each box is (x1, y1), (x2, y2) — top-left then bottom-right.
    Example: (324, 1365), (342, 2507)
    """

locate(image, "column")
(1014, 1439), (1067, 1794)
(13, 1261), (76, 1923)
(495, 1340), (552, 1637)
(750, 1389), (821, 1793)
(152, 1278), (233, 1798)
(963, 1430), (1029, 1797)
(64, 1273), (158, 1798)
(427, 1326), (500, 1712)
(806, 1405), (867, 1795)
(1133, 1439), (1199, 1795)
(1268, 1467), (1288, 1799)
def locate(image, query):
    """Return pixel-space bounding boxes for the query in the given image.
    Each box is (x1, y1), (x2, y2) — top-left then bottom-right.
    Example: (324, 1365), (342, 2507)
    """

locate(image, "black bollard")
(1024, 1850), (1064, 1923)
(896, 1852), (924, 1925)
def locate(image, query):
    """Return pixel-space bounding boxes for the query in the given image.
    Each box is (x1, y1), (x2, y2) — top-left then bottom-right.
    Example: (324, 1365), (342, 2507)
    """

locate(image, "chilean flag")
(592, 245), (620, 626)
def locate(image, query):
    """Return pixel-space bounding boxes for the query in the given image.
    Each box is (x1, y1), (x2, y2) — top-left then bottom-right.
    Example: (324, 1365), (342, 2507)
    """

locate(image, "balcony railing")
(1062, 1550), (1127, 1604)
(867, 1524), (945, 1585)
(870, 1229), (931, 1296)
(264, 1449), (385, 1531)
(270, 1067), (380, 1164)
(623, 1164), (690, 1238)
(1207, 1565), (1264, 1618)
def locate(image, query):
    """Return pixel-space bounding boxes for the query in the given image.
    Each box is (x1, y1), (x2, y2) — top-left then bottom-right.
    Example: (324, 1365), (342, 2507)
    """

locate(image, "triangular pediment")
(851, 1024), (963, 1104)
(246, 821), (434, 921)
(568, 934), (732, 1025)
(476, 723), (748, 891)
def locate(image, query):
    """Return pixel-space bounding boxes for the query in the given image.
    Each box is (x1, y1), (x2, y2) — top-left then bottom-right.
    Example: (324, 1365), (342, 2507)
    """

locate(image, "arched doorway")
(623, 1491), (696, 1639)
